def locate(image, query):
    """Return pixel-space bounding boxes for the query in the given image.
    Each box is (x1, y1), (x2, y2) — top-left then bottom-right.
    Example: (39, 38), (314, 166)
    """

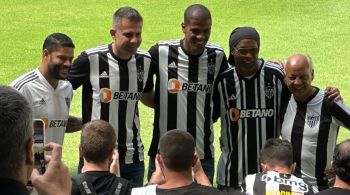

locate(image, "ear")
(156, 154), (164, 169)
(181, 22), (186, 33)
(291, 162), (296, 174)
(42, 49), (50, 59)
(260, 163), (268, 172)
(192, 153), (199, 166)
(107, 149), (114, 162)
(311, 69), (314, 81)
(110, 29), (116, 40)
(79, 144), (83, 158)
(25, 138), (34, 165)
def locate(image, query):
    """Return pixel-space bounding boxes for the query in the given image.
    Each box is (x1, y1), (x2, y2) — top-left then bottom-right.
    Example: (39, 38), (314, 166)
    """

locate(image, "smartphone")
(33, 119), (45, 174)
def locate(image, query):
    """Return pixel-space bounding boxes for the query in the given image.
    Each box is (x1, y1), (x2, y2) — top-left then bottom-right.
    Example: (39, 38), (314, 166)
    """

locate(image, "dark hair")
(159, 130), (195, 172)
(42, 33), (75, 53)
(81, 120), (116, 163)
(112, 7), (143, 29)
(183, 4), (211, 24)
(260, 138), (293, 167)
(0, 86), (33, 179)
(333, 139), (350, 183)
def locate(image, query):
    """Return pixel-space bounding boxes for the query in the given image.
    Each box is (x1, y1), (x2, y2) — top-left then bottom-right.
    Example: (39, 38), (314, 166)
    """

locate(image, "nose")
(130, 35), (140, 45)
(293, 77), (302, 85)
(63, 59), (72, 67)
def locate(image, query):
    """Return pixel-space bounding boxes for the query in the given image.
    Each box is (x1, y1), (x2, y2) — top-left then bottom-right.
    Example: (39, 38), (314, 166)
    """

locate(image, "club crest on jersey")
(207, 59), (215, 75)
(65, 97), (71, 108)
(306, 115), (320, 128)
(265, 86), (275, 99)
(137, 68), (144, 82)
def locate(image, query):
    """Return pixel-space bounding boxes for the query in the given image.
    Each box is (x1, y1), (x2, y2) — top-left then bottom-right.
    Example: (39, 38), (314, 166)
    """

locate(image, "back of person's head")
(183, 4), (211, 23)
(0, 86), (33, 179)
(260, 138), (293, 168)
(80, 120), (116, 163)
(112, 6), (143, 29)
(42, 32), (75, 53)
(159, 130), (195, 172)
(333, 139), (350, 184)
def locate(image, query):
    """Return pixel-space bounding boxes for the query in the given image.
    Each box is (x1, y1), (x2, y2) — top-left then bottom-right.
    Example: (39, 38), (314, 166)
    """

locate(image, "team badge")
(137, 67), (144, 82)
(207, 59), (215, 75)
(65, 97), (71, 108)
(306, 115), (320, 128)
(265, 86), (274, 99)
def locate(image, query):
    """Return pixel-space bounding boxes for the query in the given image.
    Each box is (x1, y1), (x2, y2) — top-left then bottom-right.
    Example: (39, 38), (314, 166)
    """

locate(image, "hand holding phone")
(33, 119), (45, 174)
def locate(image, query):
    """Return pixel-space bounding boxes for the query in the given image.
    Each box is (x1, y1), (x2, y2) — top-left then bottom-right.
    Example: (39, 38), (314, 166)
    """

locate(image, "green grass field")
(1, 0), (349, 183)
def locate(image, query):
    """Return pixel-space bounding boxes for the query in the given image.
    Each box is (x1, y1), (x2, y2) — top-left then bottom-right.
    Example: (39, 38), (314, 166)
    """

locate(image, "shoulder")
(263, 60), (284, 76)
(131, 185), (157, 195)
(206, 42), (225, 52)
(84, 44), (109, 56)
(158, 39), (181, 46)
(11, 69), (39, 91)
(135, 49), (151, 59)
(216, 67), (235, 83)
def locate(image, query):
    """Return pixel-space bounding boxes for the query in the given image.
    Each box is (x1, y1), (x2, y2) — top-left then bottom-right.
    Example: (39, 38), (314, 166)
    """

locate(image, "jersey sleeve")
(15, 84), (33, 103)
(219, 53), (229, 74)
(144, 44), (159, 92)
(328, 100), (350, 129)
(68, 51), (90, 90)
(212, 75), (222, 122)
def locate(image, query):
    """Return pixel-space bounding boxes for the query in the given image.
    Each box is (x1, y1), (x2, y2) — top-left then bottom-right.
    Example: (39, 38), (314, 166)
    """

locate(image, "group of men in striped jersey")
(9, 2), (350, 195)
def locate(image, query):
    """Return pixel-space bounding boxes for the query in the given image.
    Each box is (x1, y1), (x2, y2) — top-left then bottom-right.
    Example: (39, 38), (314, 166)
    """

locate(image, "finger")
(30, 169), (41, 186)
(45, 143), (62, 161)
(324, 87), (331, 93)
(44, 155), (52, 164)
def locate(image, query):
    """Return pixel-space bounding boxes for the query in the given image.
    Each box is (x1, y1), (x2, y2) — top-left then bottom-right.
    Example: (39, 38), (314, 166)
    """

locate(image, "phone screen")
(33, 119), (45, 174)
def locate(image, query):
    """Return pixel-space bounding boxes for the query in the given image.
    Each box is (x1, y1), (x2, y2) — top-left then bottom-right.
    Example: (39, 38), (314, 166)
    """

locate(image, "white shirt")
(11, 68), (73, 145)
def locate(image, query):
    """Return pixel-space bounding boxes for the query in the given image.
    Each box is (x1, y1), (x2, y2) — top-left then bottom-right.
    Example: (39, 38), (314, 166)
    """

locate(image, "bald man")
(281, 54), (350, 192)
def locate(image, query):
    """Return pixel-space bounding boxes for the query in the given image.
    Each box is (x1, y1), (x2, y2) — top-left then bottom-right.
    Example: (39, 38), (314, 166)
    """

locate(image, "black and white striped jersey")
(148, 39), (228, 159)
(11, 68), (73, 146)
(281, 88), (350, 191)
(68, 44), (153, 164)
(243, 171), (315, 195)
(213, 60), (290, 187)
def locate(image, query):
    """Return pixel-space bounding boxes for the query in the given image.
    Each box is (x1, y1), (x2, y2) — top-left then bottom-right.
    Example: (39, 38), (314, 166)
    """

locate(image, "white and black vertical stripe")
(281, 88), (350, 190)
(214, 60), (287, 187)
(149, 40), (227, 160)
(69, 44), (152, 164)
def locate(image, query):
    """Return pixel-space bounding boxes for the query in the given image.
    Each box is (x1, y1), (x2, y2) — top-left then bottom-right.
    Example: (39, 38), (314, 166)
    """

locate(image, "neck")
(182, 39), (203, 56)
(158, 169), (193, 189)
(236, 60), (260, 77)
(294, 87), (316, 102)
(271, 166), (292, 175)
(81, 159), (109, 173)
(111, 43), (131, 60)
(333, 176), (350, 190)
(38, 64), (58, 89)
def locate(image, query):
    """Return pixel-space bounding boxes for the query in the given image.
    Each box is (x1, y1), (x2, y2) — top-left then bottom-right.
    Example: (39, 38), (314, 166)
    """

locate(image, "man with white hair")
(281, 54), (350, 191)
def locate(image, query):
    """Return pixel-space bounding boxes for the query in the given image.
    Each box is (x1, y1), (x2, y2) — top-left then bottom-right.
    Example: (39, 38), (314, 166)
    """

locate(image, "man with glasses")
(213, 27), (340, 192)
(213, 26), (289, 192)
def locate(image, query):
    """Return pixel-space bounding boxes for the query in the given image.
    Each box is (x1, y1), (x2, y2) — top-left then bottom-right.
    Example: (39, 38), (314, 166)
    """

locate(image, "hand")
(31, 143), (71, 195)
(323, 167), (336, 187)
(192, 151), (211, 186)
(325, 87), (342, 101)
(149, 155), (165, 185)
(109, 149), (120, 176)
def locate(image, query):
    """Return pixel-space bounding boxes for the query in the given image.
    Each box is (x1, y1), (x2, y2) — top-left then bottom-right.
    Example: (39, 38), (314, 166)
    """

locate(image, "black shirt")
(71, 171), (132, 195)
